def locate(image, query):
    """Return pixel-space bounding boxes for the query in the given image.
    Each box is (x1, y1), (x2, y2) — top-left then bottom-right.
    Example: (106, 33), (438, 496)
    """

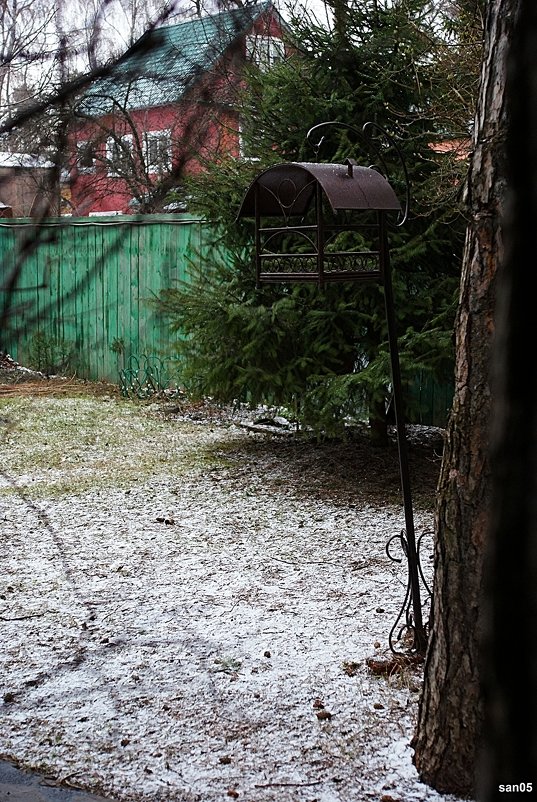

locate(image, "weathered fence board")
(0, 214), (205, 385)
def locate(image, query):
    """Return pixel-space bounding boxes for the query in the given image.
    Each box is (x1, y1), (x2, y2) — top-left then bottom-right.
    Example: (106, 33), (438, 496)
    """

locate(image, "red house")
(69, 2), (286, 216)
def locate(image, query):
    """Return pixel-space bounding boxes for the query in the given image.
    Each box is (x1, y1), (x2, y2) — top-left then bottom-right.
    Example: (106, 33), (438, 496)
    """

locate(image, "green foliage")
(158, 0), (479, 436)
(110, 337), (125, 355)
(27, 331), (73, 376)
(159, 249), (371, 411)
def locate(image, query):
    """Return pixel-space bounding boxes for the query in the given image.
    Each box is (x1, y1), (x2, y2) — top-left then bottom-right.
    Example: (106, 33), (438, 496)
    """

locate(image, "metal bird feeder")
(237, 159), (401, 286)
(237, 121), (429, 655)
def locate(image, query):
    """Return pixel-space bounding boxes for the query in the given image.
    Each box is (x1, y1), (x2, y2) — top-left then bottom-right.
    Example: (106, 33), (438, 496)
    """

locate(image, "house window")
(143, 130), (172, 173)
(238, 121), (259, 161)
(245, 35), (285, 71)
(106, 134), (134, 177)
(76, 140), (97, 173)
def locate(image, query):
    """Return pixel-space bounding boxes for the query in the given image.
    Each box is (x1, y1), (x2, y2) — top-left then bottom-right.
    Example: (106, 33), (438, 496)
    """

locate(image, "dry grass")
(0, 375), (120, 398)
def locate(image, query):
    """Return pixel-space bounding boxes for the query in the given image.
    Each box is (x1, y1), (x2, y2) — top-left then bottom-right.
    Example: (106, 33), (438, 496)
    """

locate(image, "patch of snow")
(0, 399), (467, 802)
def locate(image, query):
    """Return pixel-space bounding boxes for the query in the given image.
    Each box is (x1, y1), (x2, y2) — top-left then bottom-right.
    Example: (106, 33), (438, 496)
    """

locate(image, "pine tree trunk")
(412, 0), (517, 796)
(480, 1), (537, 796)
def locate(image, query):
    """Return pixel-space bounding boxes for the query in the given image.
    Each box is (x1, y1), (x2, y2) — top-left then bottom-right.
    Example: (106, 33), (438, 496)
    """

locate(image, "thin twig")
(0, 612), (45, 621)
(254, 780), (324, 788)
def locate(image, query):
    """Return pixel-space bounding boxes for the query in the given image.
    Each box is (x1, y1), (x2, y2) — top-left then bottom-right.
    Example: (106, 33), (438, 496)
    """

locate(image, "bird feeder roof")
(237, 161), (402, 217)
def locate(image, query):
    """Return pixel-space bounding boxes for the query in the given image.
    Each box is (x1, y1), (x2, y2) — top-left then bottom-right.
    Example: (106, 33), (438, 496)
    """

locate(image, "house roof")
(79, 1), (280, 115)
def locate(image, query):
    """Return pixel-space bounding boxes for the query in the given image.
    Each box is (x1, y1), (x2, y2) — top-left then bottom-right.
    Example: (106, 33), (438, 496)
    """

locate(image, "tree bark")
(479, 1), (537, 796)
(412, 0), (517, 796)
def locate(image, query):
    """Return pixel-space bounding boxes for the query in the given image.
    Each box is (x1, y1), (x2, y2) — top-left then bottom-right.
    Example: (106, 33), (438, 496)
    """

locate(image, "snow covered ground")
(0, 392), (469, 802)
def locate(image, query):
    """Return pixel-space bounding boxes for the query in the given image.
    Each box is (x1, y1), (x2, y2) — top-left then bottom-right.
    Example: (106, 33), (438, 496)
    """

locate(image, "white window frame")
(142, 129), (172, 174)
(76, 139), (96, 174)
(106, 134), (134, 177)
(238, 121), (260, 162)
(245, 35), (285, 71)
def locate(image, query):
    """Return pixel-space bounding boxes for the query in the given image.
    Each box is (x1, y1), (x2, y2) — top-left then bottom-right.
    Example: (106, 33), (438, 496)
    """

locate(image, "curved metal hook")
(306, 120), (364, 155)
(362, 121), (410, 227)
(305, 120), (410, 226)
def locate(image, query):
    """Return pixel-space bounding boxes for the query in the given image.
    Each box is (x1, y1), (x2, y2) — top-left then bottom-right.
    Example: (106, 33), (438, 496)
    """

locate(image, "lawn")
(0, 380), (466, 802)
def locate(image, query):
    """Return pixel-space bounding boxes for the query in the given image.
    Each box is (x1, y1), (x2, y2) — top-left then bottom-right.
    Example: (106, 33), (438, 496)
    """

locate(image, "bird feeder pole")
(237, 121), (430, 654)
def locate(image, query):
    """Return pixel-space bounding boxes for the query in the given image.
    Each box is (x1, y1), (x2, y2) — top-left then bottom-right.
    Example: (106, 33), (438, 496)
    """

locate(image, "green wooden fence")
(406, 371), (454, 429)
(0, 213), (453, 424)
(0, 214), (210, 388)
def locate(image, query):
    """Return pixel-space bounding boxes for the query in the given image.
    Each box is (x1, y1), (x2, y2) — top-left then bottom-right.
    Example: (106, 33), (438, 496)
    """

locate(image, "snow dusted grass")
(0, 396), (225, 498)
(0, 392), (468, 802)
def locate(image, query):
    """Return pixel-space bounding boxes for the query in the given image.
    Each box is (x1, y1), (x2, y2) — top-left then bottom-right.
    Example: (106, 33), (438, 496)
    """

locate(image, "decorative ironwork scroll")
(119, 354), (167, 399)
(306, 120), (410, 226)
(386, 528), (433, 653)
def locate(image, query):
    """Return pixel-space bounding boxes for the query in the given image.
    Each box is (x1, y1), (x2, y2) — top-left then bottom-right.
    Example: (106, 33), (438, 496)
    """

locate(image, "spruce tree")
(159, 0), (479, 438)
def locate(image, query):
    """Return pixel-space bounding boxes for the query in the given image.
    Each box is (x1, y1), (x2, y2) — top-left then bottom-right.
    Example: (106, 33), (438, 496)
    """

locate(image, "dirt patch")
(0, 354), (120, 397)
(0, 376), (121, 397)
(0, 353), (119, 396)
(205, 430), (443, 511)
(150, 396), (444, 511)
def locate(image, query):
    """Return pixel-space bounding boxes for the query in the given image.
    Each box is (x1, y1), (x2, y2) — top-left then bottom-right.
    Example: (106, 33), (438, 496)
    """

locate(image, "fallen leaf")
(366, 654), (424, 676)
